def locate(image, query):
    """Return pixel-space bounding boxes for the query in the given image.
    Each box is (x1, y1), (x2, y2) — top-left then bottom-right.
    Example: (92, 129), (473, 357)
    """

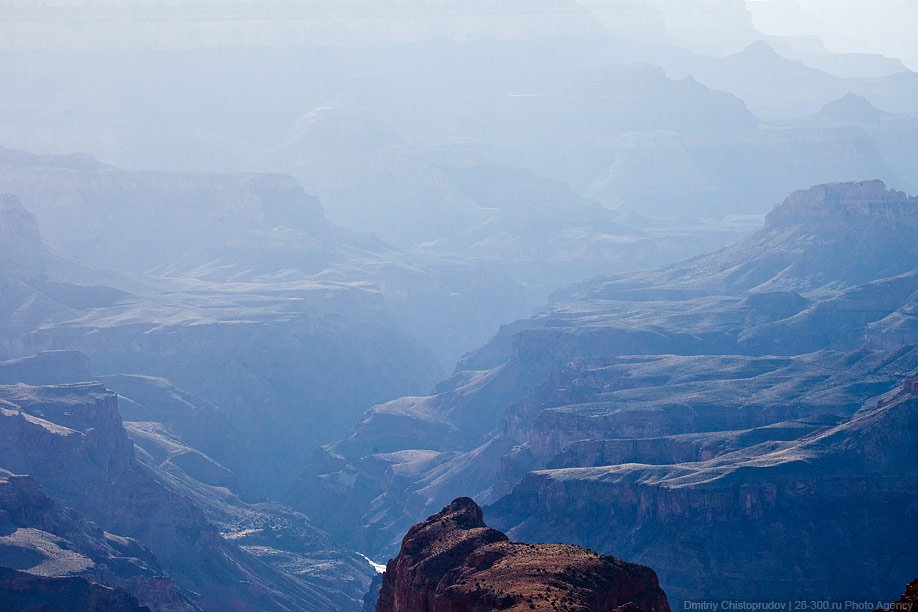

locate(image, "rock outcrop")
(767, 179), (916, 226)
(0, 374), (370, 610)
(0, 470), (188, 611)
(0, 567), (148, 612)
(376, 497), (669, 612)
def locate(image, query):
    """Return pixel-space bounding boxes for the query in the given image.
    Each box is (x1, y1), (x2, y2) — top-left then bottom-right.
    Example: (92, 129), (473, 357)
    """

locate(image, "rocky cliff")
(0, 469), (188, 611)
(488, 375), (918, 604)
(0, 351), (373, 610)
(295, 180), (918, 603)
(376, 497), (669, 612)
(0, 567), (149, 612)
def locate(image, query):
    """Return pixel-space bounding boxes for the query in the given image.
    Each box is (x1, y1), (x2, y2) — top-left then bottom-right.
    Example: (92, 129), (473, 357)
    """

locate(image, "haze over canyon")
(0, 2), (915, 611)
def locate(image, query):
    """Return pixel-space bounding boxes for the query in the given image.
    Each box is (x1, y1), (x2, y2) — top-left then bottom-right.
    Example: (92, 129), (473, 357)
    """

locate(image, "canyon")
(1, 165), (913, 609)
(1, 3), (916, 608)
(296, 180), (917, 603)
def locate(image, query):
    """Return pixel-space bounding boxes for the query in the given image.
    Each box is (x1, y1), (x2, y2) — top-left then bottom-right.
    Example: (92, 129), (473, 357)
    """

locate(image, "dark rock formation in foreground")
(376, 497), (669, 612)
(0, 567), (148, 611)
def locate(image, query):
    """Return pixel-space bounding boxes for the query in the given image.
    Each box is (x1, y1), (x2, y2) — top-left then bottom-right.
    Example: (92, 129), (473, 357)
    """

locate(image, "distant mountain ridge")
(814, 93), (889, 123)
(557, 180), (918, 299)
(0, 145), (532, 367)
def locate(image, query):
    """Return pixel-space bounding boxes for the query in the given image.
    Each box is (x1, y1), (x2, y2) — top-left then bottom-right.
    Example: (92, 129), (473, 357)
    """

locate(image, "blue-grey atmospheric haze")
(0, 2), (915, 611)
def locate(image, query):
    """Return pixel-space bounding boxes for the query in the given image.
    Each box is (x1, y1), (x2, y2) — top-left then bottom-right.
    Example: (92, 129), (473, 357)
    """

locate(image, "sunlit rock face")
(376, 496), (670, 612)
